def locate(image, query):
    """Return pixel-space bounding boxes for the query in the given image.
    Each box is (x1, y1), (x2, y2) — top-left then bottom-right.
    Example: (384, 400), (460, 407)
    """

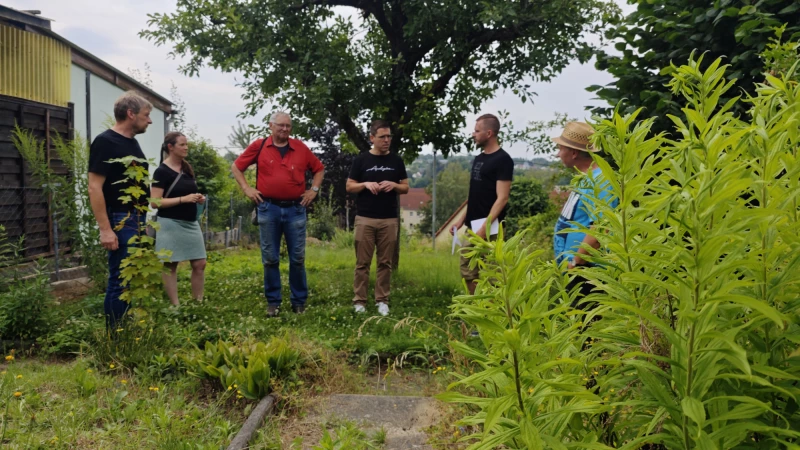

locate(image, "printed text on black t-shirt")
(348, 152), (408, 219)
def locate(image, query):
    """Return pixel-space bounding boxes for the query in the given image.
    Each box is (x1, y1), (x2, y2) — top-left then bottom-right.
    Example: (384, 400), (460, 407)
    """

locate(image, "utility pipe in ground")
(226, 394), (277, 450)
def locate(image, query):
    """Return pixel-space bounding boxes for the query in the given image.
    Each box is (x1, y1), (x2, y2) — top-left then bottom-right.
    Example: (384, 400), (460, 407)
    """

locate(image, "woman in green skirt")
(151, 131), (207, 306)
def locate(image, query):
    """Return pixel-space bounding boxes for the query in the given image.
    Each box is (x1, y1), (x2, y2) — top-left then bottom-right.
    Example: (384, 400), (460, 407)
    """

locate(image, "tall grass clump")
(442, 55), (800, 449)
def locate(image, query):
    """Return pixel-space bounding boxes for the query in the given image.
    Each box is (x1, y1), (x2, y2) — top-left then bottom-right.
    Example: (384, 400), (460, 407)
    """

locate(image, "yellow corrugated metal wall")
(0, 24), (71, 107)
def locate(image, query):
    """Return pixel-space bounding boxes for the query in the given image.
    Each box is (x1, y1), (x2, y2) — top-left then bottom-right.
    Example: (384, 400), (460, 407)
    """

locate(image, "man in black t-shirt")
(87, 91), (153, 329)
(346, 120), (409, 316)
(452, 114), (514, 295)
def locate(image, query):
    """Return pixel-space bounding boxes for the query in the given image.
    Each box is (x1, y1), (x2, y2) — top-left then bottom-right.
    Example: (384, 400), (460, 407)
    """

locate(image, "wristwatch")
(311, 186), (320, 192)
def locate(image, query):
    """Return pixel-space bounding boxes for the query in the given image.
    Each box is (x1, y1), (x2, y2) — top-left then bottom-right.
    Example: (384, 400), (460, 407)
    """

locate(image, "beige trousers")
(353, 216), (399, 305)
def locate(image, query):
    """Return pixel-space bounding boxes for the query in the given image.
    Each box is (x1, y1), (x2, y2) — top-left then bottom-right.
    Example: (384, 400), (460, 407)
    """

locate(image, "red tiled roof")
(400, 188), (431, 210)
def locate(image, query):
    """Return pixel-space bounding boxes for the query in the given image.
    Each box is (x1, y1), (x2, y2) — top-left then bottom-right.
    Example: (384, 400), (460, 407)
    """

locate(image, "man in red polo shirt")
(232, 111), (325, 317)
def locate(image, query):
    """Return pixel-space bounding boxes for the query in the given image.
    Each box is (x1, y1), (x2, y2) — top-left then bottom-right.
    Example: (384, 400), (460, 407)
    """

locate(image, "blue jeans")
(105, 210), (144, 329)
(257, 201), (308, 307)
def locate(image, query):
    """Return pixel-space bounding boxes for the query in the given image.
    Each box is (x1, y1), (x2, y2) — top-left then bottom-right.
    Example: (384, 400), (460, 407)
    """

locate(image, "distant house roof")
(400, 188), (430, 211)
(435, 200), (468, 237)
(0, 4), (173, 113)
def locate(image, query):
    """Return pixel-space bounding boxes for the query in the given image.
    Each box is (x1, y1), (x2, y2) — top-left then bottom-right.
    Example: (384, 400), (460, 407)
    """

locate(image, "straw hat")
(551, 122), (597, 152)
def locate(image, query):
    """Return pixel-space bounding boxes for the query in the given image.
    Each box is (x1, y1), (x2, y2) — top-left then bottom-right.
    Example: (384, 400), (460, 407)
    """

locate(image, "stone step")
(305, 394), (439, 449)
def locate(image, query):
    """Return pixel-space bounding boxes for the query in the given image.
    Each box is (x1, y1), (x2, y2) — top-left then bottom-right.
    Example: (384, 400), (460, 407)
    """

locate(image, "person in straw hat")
(552, 122), (618, 284)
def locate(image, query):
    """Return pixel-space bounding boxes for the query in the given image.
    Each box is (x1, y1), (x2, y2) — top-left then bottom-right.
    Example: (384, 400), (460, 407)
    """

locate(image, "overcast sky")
(8, 0), (634, 159)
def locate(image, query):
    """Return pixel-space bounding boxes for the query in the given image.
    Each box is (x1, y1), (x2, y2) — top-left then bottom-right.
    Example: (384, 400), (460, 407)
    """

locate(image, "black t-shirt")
(88, 129), (150, 210)
(348, 152), (408, 219)
(465, 149), (514, 226)
(276, 144), (290, 158)
(152, 164), (200, 222)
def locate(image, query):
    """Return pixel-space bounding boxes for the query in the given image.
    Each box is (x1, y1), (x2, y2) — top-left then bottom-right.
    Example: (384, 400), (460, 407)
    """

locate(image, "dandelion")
(120, 379), (128, 385)
(609, 388), (615, 393)
(227, 386), (233, 391)
(116, 328), (124, 332)
(331, 316), (336, 321)
(16, 374), (22, 379)
(4, 355), (13, 361)
(86, 369), (93, 373)
(135, 337), (141, 342)
(109, 363), (116, 369)
(593, 371), (599, 375)
(139, 320), (146, 324)
(527, 387), (534, 394)
(13, 391), (22, 397)
(149, 386), (159, 392)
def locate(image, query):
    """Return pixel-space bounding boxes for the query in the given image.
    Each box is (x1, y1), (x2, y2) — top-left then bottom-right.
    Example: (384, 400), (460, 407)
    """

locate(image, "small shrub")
(182, 337), (300, 400)
(332, 228), (354, 249)
(0, 270), (54, 342)
(308, 189), (337, 241)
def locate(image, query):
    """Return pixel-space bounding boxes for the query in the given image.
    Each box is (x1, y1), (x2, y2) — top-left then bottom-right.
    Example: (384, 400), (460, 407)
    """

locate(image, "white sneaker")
(377, 303), (389, 316)
(354, 304), (366, 313)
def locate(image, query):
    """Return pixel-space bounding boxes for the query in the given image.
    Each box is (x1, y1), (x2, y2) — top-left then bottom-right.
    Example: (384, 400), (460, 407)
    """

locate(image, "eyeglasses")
(272, 123), (292, 129)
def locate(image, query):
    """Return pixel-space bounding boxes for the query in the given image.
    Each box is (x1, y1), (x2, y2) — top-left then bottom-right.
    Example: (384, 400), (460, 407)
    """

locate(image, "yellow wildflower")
(227, 386), (233, 391)
(5, 355), (13, 361)
(13, 391), (22, 397)
(109, 363), (116, 369)
(609, 388), (615, 393)
(16, 374), (22, 379)
(116, 328), (124, 332)
(120, 379), (128, 385)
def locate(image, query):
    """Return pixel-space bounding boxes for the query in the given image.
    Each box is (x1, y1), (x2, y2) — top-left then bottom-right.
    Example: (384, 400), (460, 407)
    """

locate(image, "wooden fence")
(0, 94), (73, 258)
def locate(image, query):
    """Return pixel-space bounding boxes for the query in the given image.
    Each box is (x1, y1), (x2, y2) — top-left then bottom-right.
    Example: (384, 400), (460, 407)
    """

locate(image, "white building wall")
(69, 64), (87, 143)
(89, 74), (166, 168)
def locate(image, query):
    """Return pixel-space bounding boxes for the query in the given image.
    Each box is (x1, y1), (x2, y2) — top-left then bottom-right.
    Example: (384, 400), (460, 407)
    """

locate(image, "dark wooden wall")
(0, 94), (73, 258)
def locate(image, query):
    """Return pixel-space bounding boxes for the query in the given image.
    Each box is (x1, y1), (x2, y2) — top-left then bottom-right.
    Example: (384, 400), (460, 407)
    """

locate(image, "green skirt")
(155, 217), (207, 262)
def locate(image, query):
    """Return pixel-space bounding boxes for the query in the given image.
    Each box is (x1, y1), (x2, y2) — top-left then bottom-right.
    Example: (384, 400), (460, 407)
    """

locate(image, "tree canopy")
(142, 0), (618, 159)
(590, 0), (800, 134)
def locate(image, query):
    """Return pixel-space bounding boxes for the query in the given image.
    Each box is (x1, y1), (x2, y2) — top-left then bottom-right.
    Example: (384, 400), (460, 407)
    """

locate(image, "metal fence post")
(52, 206), (60, 281)
(237, 216), (242, 243)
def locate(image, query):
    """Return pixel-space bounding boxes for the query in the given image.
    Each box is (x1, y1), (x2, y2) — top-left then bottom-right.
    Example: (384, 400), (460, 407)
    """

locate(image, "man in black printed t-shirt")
(87, 91), (153, 329)
(346, 120), (409, 316)
(451, 114), (514, 295)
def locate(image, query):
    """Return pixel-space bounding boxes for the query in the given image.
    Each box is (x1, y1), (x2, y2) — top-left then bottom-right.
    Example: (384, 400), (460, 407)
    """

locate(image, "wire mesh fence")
(200, 193), (259, 249)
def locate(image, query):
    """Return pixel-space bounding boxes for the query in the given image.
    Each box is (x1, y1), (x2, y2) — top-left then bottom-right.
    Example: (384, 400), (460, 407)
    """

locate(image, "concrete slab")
(308, 394), (439, 449)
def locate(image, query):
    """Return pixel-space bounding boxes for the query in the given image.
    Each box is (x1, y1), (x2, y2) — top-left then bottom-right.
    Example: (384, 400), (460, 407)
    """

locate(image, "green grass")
(1, 244), (464, 448)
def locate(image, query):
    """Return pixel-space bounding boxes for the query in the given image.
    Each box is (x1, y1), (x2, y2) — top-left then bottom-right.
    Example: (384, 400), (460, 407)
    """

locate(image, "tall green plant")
(583, 56), (800, 447)
(443, 55), (800, 448)
(108, 156), (171, 305)
(11, 127), (108, 289)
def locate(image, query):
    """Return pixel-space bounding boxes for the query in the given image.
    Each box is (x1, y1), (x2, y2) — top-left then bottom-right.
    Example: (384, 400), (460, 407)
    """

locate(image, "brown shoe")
(267, 305), (280, 318)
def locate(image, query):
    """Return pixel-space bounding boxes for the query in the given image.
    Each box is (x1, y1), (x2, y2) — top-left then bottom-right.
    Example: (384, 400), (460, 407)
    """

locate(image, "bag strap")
(254, 138), (269, 193)
(164, 169), (183, 199)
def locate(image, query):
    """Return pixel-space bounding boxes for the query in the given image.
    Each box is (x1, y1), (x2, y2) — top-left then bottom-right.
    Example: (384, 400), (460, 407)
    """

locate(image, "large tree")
(590, 0), (800, 134)
(142, 0), (617, 158)
(307, 122), (357, 228)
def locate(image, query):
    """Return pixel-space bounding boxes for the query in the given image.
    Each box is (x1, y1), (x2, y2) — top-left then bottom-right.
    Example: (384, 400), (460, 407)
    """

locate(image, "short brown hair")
(369, 119), (392, 136)
(113, 91), (152, 121)
(476, 114), (501, 135)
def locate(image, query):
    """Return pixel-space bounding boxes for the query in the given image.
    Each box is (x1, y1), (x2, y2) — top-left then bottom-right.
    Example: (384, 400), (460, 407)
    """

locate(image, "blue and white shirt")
(554, 167), (617, 265)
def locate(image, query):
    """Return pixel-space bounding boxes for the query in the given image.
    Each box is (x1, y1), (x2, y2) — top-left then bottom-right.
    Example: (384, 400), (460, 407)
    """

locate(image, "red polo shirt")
(234, 137), (324, 200)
